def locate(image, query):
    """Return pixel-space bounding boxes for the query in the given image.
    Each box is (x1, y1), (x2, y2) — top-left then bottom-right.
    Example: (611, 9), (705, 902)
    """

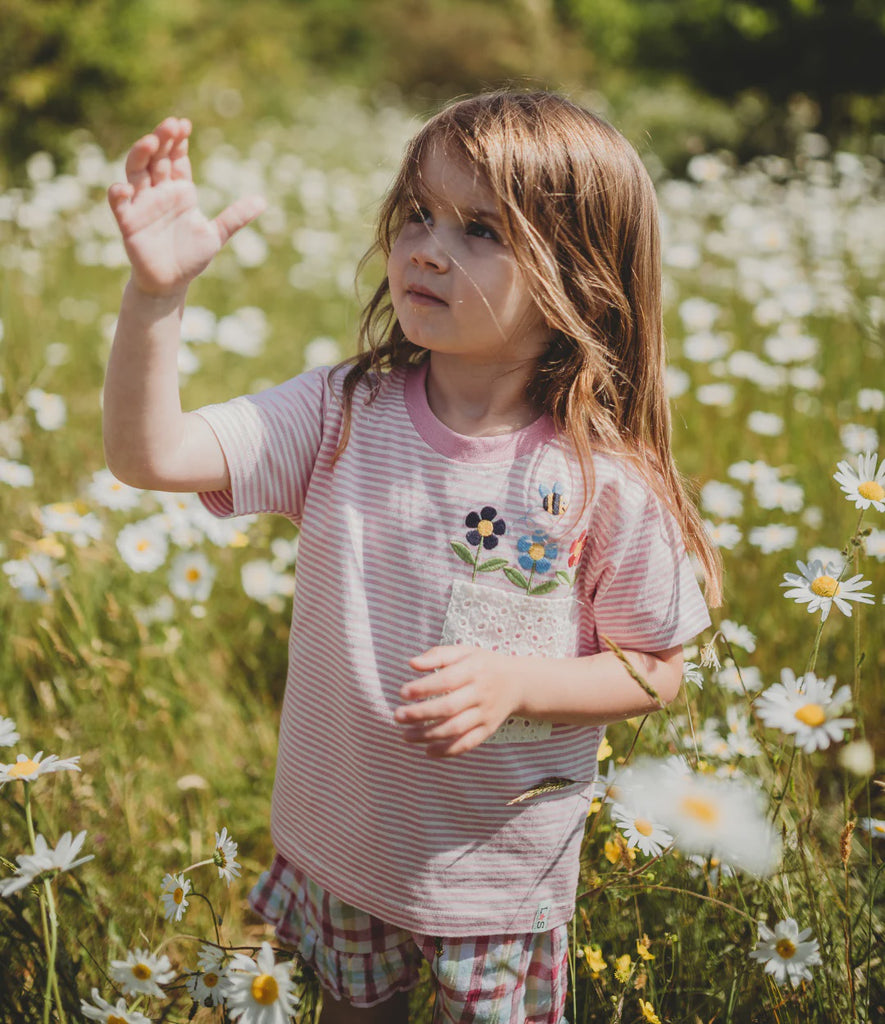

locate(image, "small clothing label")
(532, 902), (551, 933)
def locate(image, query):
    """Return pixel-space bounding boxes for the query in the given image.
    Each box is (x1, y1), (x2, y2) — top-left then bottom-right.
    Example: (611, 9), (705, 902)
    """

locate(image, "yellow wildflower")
(580, 944), (606, 976)
(639, 998), (662, 1023)
(636, 935), (655, 961)
(614, 954), (633, 984)
(597, 736), (613, 761)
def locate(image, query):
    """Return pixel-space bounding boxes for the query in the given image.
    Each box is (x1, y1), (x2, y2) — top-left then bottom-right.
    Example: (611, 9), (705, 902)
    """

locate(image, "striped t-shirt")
(196, 361), (710, 936)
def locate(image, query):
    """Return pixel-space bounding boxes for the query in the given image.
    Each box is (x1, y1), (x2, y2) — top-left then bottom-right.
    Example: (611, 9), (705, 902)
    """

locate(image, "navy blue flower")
(517, 532), (558, 574)
(465, 507), (506, 550)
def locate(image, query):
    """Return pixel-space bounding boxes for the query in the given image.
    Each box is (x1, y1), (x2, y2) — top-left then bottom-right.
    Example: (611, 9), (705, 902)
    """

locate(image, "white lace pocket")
(439, 578), (580, 744)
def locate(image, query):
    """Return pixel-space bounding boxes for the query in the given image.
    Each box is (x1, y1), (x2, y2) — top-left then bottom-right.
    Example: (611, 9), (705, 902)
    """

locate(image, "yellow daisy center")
(173, 887), (185, 905)
(251, 973), (279, 1005)
(108, 1016), (127, 1024)
(775, 938), (797, 959)
(477, 519), (494, 537)
(204, 972), (219, 988)
(679, 795), (720, 825)
(132, 963), (152, 981)
(634, 818), (654, 836)
(794, 703), (826, 727)
(185, 568), (201, 582)
(874, 824), (885, 834)
(858, 481), (884, 501)
(811, 575), (839, 598)
(528, 542), (545, 561)
(136, 540), (150, 553)
(8, 758), (39, 779)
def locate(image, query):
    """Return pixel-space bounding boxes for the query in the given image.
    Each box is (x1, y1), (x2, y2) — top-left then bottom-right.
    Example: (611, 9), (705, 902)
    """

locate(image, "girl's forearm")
(512, 647), (683, 727)
(102, 279), (189, 487)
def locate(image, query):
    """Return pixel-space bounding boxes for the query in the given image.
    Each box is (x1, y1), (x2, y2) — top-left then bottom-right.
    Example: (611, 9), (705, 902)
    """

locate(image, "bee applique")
(539, 482), (568, 517)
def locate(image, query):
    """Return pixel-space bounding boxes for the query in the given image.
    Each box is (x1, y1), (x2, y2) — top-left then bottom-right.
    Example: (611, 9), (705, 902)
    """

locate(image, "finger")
(125, 134), (161, 192)
(107, 182), (134, 217)
(402, 708), (483, 744)
(409, 645), (475, 672)
(399, 664), (470, 703)
(395, 685), (474, 725)
(213, 195), (267, 246)
(169, 119), (193, 182)
(426, 725), (490, 759)
(150, 119), (178, 185)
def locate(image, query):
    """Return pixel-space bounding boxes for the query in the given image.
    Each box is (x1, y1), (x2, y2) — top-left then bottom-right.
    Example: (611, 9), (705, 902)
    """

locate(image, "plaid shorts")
(250, 854), (569, 1023)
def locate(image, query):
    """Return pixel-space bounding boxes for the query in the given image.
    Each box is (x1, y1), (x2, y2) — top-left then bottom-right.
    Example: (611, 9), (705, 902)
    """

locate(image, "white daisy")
(716, 663), (763, 695)
(747, 411), (784, 437)
(749, 918), (821, 987)
(86, 468), (143, 511)
(857, 817), (885, 839)
(723, 706), (762, 759)
(116, 519), (169, 573)
(0, 831), (93, 897)
(0, 716), (19, 747)
(223, 942), (298, 1023)
(38, 503), (103, 547)
(614, 760), (780, 875)
(865, 528), (885, 560)
(109, 948), (175, 998)
(755, 478), (804, 513)
(213, 827), (241, 885)
(780, 559), (874, 621)
(610, 802), (674, 857)
(840, 423), (878, 455)
(748, 523), (797, 554)
(160, 871), (192, 922)
(169, 551), (216, 603)
(704, 520), (742, 549)
(0, 751), (81, 785)
(682, 661), (704, 689)
(857, 388), (884, 412)
(80, 989), (151, 1024)
(754, 669), (854, 753)
(3, 552), (70, 602)
(700, 481), (743, 519)
(719, 620), (756, 653)
(727, 459), (779, 487)
(0, 457), (34, 487)
(833, 452), (885, 512)
(26, 388), (67, 431)
(186, 943), (228, 1006)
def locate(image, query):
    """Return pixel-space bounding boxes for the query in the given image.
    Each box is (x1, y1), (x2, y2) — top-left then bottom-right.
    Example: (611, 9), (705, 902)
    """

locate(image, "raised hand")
(107, 117), (265, 297)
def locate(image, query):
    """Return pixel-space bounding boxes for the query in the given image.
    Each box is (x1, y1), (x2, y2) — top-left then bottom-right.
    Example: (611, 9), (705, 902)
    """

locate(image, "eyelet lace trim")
(440, 579), (579, 744)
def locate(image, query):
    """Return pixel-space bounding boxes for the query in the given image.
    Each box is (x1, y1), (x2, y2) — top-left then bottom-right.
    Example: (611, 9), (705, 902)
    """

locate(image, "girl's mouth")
(406, 285), (447, 306)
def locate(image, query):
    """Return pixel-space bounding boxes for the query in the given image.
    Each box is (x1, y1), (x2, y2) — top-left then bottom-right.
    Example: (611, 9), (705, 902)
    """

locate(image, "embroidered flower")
(517, 532), (558, 574)
(568, 530), (588, 568)
(465, 507), (506, 550)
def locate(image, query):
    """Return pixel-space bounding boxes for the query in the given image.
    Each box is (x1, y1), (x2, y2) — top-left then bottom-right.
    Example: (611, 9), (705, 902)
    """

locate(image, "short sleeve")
(578, 471), (711, 653)
(195, 367), (328, 521)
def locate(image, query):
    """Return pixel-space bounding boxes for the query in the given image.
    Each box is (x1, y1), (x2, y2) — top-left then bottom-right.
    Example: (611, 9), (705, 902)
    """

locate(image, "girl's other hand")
(395, 646), (527, 758)
(107, 117), (266, 297)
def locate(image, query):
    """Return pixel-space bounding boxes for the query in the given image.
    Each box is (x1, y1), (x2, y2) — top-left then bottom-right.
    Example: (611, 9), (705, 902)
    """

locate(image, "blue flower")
(517, 532), (558, 574)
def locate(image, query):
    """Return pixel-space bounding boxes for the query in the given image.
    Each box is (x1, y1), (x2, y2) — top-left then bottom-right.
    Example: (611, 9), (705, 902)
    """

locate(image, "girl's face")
(387, 148), (550, 366)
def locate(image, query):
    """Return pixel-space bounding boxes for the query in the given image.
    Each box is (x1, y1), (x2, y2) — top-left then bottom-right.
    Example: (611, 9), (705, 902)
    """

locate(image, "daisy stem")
(42, 878), (67, 1024)
(23, 785), (57, 1021)
(182, 858), (214, 874)
(191, 890), (223, 947)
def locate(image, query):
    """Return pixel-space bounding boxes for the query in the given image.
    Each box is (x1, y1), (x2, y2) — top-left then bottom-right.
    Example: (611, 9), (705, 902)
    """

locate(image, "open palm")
(108, 117), (264, 297)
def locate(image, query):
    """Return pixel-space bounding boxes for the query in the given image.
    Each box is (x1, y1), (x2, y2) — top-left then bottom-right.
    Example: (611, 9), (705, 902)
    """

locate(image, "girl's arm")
(394, 645), (684, 758)
(103, 117), (265, 492)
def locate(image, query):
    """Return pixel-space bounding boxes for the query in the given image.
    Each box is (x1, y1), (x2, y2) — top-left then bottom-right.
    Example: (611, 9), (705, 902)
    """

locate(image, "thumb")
(214, 195), (267, 247)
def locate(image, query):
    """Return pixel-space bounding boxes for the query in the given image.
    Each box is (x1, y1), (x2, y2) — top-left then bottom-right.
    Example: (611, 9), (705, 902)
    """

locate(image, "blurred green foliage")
(1, 0), (884, 174)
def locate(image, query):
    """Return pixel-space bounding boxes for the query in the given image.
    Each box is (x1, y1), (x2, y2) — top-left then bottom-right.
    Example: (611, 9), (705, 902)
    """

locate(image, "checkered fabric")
(250, 854), (569, 1022)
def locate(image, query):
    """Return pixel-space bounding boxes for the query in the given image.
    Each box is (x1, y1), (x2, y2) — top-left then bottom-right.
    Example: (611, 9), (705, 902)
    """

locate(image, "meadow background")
(1, 1), (884, 1021)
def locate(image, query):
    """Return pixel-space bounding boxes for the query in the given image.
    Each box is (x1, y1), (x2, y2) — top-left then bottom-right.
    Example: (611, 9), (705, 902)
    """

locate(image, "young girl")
(104, 92), (720, 1024)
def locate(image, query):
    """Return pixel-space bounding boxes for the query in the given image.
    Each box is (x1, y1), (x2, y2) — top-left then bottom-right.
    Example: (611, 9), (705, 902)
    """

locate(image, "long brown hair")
(333, 91), (722, 605)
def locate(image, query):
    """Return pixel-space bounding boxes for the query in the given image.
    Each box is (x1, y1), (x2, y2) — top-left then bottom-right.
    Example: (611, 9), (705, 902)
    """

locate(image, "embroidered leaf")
(507, 775), (584, 806)
(477, 558), (508, 573)
(555, 570), (572, 587)
(530, 579), (560, 596)
(450, 541), (476, 566)
(503, 567), (529, 589)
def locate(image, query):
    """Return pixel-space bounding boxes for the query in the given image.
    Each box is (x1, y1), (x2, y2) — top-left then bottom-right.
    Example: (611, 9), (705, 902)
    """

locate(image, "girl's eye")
(407, 206), (432, 225)
(466, 221), (498, 241)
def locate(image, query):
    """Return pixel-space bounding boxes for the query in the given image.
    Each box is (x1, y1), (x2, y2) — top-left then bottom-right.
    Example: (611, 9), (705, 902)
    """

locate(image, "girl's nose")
(410, 228), (450, 272)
